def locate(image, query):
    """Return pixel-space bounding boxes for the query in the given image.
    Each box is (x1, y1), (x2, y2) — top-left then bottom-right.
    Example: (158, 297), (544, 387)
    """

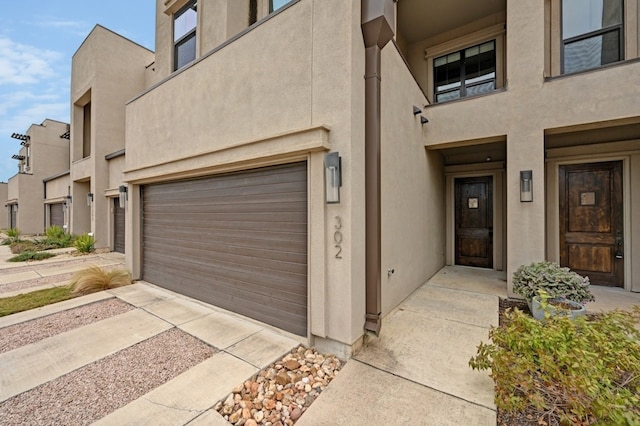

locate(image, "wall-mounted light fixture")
(118, 185), (128, 208)
(413, 106), (422, 115)
(325, 152), (342, 204)
(520, 170), (533, 202)
(86, 192), (94, 207)
(420, 116), (429, 125)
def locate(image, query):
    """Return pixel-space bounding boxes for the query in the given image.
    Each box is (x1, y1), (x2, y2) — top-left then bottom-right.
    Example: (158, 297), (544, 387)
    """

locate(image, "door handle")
(616, 231), (624, 259)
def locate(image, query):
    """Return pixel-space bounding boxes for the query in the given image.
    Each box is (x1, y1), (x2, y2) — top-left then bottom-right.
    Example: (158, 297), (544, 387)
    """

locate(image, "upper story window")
(562, 0), (623, 74)
(174, 0), (197, 71)
(269, 0), (292, 13)
(434, 40), (496, 103)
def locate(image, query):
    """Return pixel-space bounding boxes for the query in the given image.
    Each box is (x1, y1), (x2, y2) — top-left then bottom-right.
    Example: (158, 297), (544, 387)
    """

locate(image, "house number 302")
(334, 216), (343, 259)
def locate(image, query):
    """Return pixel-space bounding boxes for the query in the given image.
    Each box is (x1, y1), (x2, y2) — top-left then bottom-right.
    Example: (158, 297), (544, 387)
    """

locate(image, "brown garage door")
(50, 203), (64, 228)
(142, 162), (308, 336)
(113, 198), (125, 254)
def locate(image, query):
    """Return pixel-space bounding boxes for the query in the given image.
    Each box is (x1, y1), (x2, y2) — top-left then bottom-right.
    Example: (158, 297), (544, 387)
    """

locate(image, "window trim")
(560, 0), (625, 74)
(433, 40), (497, 103)
(173, 0), (197, 71)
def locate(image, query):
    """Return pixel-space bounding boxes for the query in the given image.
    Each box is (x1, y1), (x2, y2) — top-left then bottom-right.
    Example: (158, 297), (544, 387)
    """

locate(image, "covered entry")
(141, 162), (308, 336)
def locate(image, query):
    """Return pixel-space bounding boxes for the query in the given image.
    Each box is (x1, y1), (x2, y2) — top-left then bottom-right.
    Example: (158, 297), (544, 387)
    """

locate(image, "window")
(174, 0), (197, 71)
(269, 0), (291, 13)
(434, 40), (496, 103)
(83, 102), (91, 158)
(562, 0), (623, 74)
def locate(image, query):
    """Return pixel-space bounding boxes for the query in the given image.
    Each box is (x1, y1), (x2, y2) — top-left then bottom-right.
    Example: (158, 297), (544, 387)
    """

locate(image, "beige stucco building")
(5, 0), (638, 358)
(6, 120), (70, 234)
(67, 25), (154, 253)
(107, 0), (640, 356)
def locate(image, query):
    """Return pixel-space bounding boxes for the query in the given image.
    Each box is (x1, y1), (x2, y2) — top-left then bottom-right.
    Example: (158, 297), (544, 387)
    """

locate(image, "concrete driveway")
(0, 250), (303, 425)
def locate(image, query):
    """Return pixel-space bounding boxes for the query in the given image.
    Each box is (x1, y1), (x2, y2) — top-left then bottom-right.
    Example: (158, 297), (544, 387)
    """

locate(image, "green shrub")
(512, 260), (594, 304)
(8, 251), (56, 262)
(45, 225), (66, 239)
(74, 233), (95, 253)
(69, 266), (132, 294)
(470, 307), (640, 425)
(6, 228), (20, 239)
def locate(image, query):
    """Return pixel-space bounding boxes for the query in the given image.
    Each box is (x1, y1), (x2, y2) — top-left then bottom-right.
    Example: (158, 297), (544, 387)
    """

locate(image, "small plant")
(6, 228), (21, 239)
(470, 307), (640, 425)
(512, 260), (594, 304)
(8, 251), (56, 262)
(74, 233), (95, 253)
(3, 228), (22, 245)
(69, 266), (132, 294)
(45, 225), (66, 240)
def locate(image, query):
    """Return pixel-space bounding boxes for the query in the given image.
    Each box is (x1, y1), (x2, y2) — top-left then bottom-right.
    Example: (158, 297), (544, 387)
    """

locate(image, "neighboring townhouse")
(0, 182), (7, 230)
(5, 120), (70, 234)
(68, 25), (154, 253)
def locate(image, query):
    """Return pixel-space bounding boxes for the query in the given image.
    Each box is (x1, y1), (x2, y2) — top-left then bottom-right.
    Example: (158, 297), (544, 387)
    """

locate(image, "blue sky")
(0, 1), (156, 182)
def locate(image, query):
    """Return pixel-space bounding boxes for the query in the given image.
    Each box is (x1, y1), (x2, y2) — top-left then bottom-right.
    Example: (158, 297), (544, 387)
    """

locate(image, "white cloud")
(0, 36), (62, 85)
(34, 19), (91, 38)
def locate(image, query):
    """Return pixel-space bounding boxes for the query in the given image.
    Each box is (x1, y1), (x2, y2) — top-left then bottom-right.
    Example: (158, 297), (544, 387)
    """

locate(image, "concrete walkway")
(3, 256), (639, 425)
(298, 266), (503, 425)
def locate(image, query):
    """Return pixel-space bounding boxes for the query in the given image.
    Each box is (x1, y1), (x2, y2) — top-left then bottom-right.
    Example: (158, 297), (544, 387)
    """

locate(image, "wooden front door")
(559, 161), (623, 287)
(455, 176), (493, 268)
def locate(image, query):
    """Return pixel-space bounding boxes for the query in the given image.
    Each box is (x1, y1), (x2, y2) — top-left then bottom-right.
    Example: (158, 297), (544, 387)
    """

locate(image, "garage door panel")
(143, 162), (308, 336)
(147, 168), (306, 195)
(144, 236), (307, 267)
(143, 230), (307, 255)
(144, 241), (307, 277)
(50, 203), (64, 228)
(143, 260), (307, 313)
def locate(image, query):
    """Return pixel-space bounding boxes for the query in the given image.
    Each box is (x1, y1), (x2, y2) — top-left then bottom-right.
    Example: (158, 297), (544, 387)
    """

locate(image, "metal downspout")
(361, 0), (395, 335)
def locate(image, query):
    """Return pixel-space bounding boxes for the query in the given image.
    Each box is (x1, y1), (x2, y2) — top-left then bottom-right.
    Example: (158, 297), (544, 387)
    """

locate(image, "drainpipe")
(361, 0), (395, 335)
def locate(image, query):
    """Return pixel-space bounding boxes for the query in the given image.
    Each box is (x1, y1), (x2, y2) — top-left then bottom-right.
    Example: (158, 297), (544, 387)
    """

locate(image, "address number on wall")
(334, 216), (343, 259)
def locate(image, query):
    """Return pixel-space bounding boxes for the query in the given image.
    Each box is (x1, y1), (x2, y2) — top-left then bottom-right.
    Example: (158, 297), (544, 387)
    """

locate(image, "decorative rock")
(290, 407), (303, 421)
(215, 346), (342, 425)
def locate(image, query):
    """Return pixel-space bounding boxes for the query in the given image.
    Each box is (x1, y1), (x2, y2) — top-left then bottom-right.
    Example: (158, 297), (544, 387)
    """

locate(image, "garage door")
(50, 203), (64, 228)
(113, 198), (125, 253)
(142, 162), (308, 336)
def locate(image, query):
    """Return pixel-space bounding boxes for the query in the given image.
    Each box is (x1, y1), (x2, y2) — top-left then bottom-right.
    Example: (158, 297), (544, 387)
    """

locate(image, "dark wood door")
(455, 176), (493, 268)
(559, 161), (623, 287)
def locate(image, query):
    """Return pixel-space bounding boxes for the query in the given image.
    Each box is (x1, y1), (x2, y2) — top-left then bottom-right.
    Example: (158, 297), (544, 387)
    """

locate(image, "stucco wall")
(0, 183), (7, 229)
(107, 156), (126, 190)
(380, 44), (445, 315)
(127, 0), (367, 350)
(45, 174), (70, 200)
(70, 25), (153, 248)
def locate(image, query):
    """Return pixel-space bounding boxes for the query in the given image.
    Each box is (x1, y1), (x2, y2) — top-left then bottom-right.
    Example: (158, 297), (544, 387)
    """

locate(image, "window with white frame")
(434, 40), (496, 103)
(174, 0), (197, 71)
(562, 0), (624, 74)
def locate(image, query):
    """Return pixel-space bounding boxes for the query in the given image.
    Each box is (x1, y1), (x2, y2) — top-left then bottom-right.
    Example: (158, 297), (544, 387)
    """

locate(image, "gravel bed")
(216, 346), (343, 425)
(0, 272), (75, 295)
(0, 298), (134, 354)
(0, 328), (216, 425)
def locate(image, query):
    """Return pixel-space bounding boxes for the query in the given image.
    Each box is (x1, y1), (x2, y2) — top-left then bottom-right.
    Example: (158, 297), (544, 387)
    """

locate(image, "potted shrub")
(512, 261), (594, 320)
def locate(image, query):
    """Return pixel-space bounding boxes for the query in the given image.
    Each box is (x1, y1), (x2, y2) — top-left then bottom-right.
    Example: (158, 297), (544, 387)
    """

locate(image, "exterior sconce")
(87, 192), (94, 207)
(325, 152), (342, 204)
(118, 185), (128, 208)
(420, 116), (429, 125)
(520, 170), (533, 202)
(413, 106), (422, 115)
